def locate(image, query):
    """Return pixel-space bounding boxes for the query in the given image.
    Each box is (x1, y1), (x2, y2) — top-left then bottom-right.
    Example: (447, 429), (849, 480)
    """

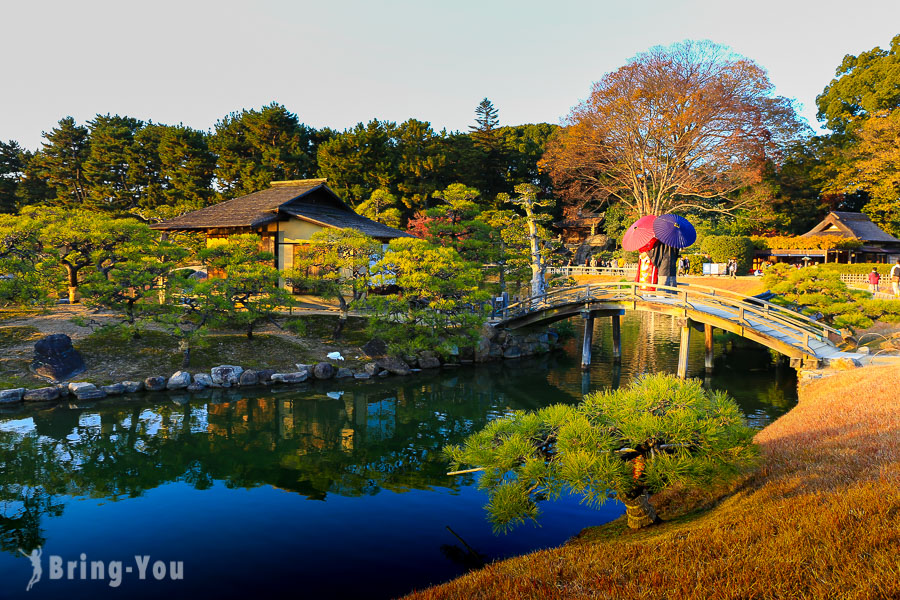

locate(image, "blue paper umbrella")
(652, 214), (696, 248)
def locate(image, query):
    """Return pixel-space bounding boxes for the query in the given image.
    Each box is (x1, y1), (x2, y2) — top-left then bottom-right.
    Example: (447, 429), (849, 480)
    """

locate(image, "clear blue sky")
(4, 0), (899, 150)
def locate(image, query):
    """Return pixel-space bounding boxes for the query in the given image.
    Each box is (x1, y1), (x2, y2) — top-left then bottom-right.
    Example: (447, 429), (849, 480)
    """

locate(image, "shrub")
(699, 236), (755, 274)
(686, 254), (705, 275)
(751, 235), (862, 251)
(445, 374), (757, 531)
(817, 263), (894, 276)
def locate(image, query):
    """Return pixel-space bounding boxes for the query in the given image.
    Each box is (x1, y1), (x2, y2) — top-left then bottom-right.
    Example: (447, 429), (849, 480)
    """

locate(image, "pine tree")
(446, 374), (757, 531)
(33, 117), (90, 207)
(0, 141), (23, 213)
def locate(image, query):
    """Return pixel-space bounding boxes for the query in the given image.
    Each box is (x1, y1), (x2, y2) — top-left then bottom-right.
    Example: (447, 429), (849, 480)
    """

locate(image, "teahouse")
(150, 179), (413, 276)
(755, 211), (900, 266)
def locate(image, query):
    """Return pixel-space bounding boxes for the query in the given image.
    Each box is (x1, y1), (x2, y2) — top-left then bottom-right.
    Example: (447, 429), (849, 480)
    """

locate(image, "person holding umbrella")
(650, 214), (697, 290)
(622, 216), (659, 291)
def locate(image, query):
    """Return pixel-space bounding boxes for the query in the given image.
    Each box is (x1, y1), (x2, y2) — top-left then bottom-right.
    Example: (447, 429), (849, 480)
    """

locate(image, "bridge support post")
(677, 319), (691, 379)
(611, 314), (621, 362)
(581, 311), (595, 370)
(704, 324), (714, 373)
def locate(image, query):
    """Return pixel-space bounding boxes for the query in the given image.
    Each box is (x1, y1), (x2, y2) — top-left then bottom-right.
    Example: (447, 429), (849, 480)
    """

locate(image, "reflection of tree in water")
(0, 369), (571, 556)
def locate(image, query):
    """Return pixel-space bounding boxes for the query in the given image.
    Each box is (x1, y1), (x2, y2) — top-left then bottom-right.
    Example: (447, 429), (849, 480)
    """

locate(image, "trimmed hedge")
(817, 263), (897, 276)
(751, 235), (863, 251)
(699, 236), (755, 275)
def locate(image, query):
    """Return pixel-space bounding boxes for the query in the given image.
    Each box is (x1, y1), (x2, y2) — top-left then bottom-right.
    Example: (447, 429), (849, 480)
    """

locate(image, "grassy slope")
(405, 366), (900, 600)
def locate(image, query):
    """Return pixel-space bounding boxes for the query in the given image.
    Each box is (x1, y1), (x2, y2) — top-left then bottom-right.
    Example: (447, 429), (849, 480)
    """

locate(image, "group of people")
(868, 259), (900, 298)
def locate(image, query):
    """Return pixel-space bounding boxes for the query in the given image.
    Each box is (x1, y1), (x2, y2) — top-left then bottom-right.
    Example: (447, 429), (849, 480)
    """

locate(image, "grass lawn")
(405, 365), (900, 600)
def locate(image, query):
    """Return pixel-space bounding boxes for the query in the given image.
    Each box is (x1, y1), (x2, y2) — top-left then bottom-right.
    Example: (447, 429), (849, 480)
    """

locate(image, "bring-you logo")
(18, 547), (184, 590)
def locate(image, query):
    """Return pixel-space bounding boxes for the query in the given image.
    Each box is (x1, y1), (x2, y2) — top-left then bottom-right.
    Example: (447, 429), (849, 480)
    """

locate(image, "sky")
(3, 0), (899, 151)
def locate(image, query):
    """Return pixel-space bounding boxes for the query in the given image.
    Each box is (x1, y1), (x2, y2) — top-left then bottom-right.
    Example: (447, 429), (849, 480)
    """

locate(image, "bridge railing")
(499, 281), (840, 355)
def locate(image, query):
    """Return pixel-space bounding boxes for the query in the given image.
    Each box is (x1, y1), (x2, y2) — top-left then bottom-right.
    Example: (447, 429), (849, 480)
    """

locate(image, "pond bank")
(403, 364), (900, 600)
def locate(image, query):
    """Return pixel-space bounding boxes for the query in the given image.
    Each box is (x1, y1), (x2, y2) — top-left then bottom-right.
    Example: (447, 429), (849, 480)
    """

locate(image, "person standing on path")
(891, 259), (900, 298)
(868, 268), (881, 295)
(649, 242), (680, 290)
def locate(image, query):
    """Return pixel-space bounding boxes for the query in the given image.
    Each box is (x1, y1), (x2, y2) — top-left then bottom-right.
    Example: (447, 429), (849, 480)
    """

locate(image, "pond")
(0, 312), (796, 599)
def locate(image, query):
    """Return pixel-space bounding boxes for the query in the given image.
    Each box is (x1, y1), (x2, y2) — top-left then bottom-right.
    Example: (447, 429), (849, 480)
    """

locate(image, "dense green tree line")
(0, 100), (555, 225)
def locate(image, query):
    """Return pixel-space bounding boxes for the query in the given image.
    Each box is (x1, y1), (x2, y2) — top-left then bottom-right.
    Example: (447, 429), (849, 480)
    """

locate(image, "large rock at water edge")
(69, 382), (106, 400)
(418, 356), (440, 369)
(375, 357), (411, 376)
(0, 388), (25, 404)
(238, 370), (259, 386)
(193, 373), (212, 388)
(211, 365), (244, 386)
(31, 334), (86, 382)
(167, 371), (191, 390)
(271, 371), (308, 384)
(144, 376), (167, 392)
(312, 362), (335, 380)
(335, 368), (354, 379)
(121, 381), (144, 393)
(362, 338), (388, 358)
(257, 369), (276, 384)
(23, 387), (60, 402)
(101, 383), (125, 396)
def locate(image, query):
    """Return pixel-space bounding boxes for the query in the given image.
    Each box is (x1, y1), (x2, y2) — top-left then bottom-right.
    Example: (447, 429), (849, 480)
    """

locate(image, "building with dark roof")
(755, 211), (900, 266)
(151, 179), (413, 276)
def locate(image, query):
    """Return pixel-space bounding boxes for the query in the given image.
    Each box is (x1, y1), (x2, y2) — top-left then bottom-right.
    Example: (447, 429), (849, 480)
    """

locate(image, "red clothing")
(868, 272), (881, 285)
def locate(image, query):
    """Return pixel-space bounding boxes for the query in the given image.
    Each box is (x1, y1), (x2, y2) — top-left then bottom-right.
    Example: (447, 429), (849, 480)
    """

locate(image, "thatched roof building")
(151, 179), (412, 275)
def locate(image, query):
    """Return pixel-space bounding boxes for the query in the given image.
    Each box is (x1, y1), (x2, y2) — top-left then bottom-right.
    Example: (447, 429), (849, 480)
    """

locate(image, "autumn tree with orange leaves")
(541, 40), (808, 216)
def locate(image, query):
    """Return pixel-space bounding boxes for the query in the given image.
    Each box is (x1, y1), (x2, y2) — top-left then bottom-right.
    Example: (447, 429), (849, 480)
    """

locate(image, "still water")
(0, 312), (796, 599)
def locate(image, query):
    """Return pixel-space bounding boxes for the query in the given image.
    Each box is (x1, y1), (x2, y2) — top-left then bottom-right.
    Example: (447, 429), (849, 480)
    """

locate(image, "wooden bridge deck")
(493, 282), (863, 371)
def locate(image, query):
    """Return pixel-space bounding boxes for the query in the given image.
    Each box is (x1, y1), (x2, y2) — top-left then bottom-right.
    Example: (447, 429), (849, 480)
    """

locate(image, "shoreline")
(402, 363), (900, 600)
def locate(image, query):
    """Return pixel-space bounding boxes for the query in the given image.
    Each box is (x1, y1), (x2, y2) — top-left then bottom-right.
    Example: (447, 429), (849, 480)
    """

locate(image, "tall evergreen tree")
(33, 117), (90, 207)
(83, 114), (143, 211)
(211, 103), (320, 197)
(0, 141), (23, 213)
(468, 98), (507, 203)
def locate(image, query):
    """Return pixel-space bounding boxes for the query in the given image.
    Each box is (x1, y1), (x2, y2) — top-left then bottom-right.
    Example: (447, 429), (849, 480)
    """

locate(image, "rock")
(186, 383), (205, 392)
(101, 383), (125, 396)
(459, 346), (475, 362)
(211, 365), (244, 386)
(378, 370), (390, 377)
(72, 384), (106, 400)
(121, 381), (144, 393)
(403, 355), (419, 368)
(335, 368), (354, 379)
(475, 337), (491, 362)
(31, 334), (86, 382)
(364, 362), (382, 376)
(547, 331), (559, 346)
(0, 388), (26, 404)
(271, 371), (308, 384)
(362, 338), (388, 358)
(55, 384), (70, 397)
(312, 362), (335, 380)
(353, 371), (372, 380)
(238, 370), (259, 386)
(503, 345), (522, 359)
(23, 386), (61, 402)
(495, 330), (508, 345)
(193, 373), (212, 388)
(489, 343), (504, 359)
(419, 356), (441, 369)
(828, 357), (861, 370)
(375, 356), (411, 376)
(167, 371), (191, 390)
(144, 376), (167, 392)
(68, 382), (94, 394)
(257, 369), (276, 384)
(295, 363), (311, 375)
(857, 346), (871, 355)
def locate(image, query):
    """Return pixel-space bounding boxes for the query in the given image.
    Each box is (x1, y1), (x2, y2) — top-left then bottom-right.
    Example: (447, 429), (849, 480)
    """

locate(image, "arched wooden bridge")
(492, 282), (860, 375)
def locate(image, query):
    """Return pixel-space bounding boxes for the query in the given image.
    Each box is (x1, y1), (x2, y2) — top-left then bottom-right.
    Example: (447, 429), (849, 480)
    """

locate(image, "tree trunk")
(523, 204), (544, 301)
(180, 340), (191, 369)
(247, 323), (254, 340)
(621, 490), (661, 529)
(65, 265), (79, 304)
(335, 297), (348, 338)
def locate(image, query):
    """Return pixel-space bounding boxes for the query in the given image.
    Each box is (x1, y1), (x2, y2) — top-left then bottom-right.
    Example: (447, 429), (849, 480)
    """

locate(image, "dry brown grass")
(405, 366), (900, 600)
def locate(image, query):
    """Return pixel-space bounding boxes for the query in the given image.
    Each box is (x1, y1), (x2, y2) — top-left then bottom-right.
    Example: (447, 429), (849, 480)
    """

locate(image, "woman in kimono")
(635, 239), (658, 291)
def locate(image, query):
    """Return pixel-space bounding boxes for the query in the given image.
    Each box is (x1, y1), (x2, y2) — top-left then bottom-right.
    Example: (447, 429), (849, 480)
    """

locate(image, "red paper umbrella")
(622, 215), (657, 251)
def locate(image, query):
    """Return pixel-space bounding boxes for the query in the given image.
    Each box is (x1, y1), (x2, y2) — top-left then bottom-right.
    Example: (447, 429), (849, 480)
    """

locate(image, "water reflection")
(0, 311), (797, 599)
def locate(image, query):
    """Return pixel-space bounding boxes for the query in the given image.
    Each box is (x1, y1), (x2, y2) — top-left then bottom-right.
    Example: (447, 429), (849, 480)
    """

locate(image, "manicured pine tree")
(446, 374), (757, 531)
(33, 117), (90, 207)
